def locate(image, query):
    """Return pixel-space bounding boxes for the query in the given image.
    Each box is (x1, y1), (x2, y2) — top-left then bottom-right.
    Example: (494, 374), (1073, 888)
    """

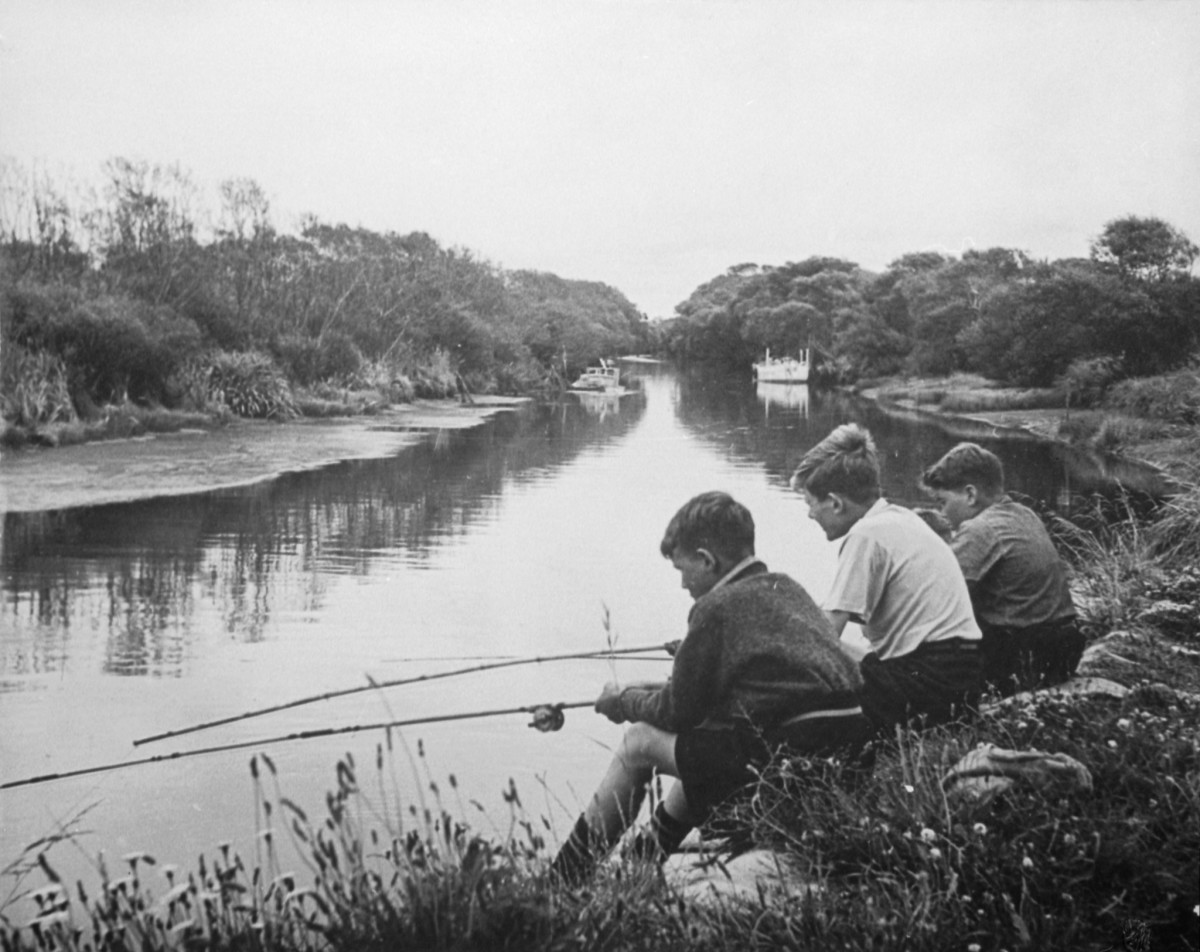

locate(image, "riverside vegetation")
(3, 483), (1199, 950)
(1, 158), (653, 449)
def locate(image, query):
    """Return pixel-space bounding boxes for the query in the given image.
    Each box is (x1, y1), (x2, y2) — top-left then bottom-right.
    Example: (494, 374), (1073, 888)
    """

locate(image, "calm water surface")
(0, 365), (1166, 899)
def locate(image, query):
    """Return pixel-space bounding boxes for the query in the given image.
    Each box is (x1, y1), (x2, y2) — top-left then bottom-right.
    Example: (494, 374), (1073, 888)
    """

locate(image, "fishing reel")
(527, 703), (566, 733)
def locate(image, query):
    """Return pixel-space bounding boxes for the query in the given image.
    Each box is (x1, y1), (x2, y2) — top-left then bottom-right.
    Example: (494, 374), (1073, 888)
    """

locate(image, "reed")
(0, 344), (75, 427)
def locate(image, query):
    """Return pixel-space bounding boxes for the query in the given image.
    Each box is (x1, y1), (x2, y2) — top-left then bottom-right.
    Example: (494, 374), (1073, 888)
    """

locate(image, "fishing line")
(132, 643), (670, 747)
(4, 700), (596, 791)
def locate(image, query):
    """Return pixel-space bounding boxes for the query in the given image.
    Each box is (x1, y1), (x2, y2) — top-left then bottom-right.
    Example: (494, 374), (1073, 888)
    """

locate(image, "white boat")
(753, 347), (810, 384)
(569, 360), (621, 392)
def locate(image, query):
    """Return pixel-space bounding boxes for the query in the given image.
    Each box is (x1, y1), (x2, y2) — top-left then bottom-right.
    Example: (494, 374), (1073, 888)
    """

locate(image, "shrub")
(6, 285), (203, 407)
(274, 331), (363, 386)
(409, 347), (459, 398)
(492, 359), (546, 395)
(0, 343), (76, 426)
(1057, 412), (1103, 444)
(207, 352), (297, 419)
(349, 358), (416, 403)
(1058, 355), (1123, 410)
(1105, 367), (1200, 425)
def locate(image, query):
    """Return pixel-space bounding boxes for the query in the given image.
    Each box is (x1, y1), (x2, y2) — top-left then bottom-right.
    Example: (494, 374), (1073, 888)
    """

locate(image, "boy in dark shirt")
(921, 442), (1085, 696)
(550, 491), (867, 885)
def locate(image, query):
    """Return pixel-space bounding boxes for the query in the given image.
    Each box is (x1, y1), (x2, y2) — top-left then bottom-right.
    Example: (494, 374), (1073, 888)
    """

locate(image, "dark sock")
(550, 814), (603, 886)
(649, 802), (693, 857)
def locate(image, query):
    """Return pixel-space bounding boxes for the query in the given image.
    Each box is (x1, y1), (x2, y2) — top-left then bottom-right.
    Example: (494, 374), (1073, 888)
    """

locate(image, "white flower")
(1117, 718), (1131, 729)
(1022, 856), (1034, 870)
(973, 822), (988, 835)
(920, 827), (937, 843)
(1107, 739), (1118, 749)
(929, 847), (942, 860)
(903, 784), (915, 794)
(968, 944), (982, 952)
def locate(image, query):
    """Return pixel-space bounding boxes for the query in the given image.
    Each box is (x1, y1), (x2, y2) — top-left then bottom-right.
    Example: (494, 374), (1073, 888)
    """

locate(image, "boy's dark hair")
(790, 424), (881, 505)
(921, 442), (1004, 496)
(660, 492), (755, 563)
(912, 507), (954, 542)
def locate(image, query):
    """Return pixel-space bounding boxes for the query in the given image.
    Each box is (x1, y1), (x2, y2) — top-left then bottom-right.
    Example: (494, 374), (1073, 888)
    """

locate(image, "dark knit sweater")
(615, 563), (863, 732)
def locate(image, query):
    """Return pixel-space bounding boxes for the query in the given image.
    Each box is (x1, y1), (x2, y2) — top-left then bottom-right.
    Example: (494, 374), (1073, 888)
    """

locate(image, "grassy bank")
(0, 348), (475, 451)
(858, 368), (1200, 482)
(3, 480), (1199, 951)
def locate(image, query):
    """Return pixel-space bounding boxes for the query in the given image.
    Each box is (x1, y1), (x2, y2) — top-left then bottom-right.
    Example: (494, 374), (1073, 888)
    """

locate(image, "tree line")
(661, 216), (1200, 391)
(0, 157), (652, 421)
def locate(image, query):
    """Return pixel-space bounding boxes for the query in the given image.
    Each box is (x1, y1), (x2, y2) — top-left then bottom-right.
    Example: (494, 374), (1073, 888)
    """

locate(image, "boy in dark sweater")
(550, 491), (867, 886)
(921, 442), (1084, 696)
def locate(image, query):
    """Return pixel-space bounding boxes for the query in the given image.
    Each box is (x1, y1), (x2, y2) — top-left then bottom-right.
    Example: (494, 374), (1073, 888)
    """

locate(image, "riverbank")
(0, 396), (529, 514)
(856, 372), (1200, 484)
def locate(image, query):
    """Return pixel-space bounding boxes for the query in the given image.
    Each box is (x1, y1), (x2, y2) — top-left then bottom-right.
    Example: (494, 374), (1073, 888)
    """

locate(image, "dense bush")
(0, 342), (75, 426)
(274, 331), (363, 386)
(1105, 366), (1200, 425)
(206, 351), (298, 419)
(5, 284), (203, 408)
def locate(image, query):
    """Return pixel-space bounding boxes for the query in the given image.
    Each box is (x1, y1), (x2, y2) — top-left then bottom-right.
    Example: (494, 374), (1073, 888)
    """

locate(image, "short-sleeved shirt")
(951, 496), (1076, 630)
(825, 499), (980, 661)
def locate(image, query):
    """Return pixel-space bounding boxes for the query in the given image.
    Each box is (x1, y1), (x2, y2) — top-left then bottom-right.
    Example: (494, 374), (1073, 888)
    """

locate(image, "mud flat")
(0, 397), (529, 514)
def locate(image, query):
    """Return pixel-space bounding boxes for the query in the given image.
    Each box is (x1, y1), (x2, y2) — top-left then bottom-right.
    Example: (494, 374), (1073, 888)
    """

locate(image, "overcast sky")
(2, 0), (1198, 316)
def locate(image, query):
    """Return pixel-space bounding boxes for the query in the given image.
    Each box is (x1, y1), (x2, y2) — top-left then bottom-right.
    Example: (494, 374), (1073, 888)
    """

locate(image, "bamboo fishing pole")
(3, 700), (596, 792)
(133, 643), (671, 747)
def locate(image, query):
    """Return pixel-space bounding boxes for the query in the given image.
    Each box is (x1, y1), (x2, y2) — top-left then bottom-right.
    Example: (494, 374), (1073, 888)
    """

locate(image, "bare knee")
(616, 722), (677, 773)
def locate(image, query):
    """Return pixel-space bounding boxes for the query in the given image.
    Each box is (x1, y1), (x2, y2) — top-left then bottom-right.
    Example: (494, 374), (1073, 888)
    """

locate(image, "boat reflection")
(755, 381), (810, 416)
(569, 388), (644, 420)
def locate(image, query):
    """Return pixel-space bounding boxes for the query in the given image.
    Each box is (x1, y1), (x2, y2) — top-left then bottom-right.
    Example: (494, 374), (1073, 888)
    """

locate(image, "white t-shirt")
(824, 499), (981, 661)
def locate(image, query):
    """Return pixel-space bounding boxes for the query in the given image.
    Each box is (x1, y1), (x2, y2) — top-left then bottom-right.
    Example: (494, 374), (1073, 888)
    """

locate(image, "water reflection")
(756, 382), (810, 416)
(674, 369), (1172, 511)
(1, 398), (645, 682)
(568, 388), (647, 421)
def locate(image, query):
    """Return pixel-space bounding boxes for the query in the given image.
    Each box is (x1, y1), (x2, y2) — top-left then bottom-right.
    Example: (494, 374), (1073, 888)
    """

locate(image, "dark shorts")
(860, 639), (983, 734)
(980, 617), (1085, 697)
(674, 709), (874, 818)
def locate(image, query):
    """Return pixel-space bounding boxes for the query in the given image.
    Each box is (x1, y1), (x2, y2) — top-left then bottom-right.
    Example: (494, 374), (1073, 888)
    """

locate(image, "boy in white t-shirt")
(791, 424), (982, 732)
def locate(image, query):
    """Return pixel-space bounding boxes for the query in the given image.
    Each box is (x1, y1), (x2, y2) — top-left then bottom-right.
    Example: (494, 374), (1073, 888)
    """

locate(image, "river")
(0, 363), (1168, 910)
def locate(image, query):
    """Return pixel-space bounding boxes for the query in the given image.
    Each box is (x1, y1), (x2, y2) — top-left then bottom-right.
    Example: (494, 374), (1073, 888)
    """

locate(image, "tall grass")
(938, 388), (1062, 413)
(726, 692), (1199, 951)
(0, 344), (75, 427)
(207, 352), (298, 420)
(1105, 367), (1200, 425)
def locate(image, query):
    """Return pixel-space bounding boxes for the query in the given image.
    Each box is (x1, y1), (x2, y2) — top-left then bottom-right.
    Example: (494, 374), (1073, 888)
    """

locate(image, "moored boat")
(753, 347), (809, 384)
(570, 360), (621, 391)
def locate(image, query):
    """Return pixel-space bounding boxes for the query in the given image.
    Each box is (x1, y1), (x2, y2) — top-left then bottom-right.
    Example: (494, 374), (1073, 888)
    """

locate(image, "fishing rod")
(133, 642), (671, 747)
(3, 699), (595, 792)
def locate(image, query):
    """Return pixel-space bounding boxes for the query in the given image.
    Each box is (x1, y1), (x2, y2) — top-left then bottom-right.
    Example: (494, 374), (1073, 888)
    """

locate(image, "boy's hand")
(663, 639), (681, 656)
(594, 682), (625, 724)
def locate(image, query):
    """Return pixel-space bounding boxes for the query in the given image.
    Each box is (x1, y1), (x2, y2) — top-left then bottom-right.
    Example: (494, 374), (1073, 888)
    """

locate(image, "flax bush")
(0, 343), (76, 427)
(207, 352), (298, 420)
